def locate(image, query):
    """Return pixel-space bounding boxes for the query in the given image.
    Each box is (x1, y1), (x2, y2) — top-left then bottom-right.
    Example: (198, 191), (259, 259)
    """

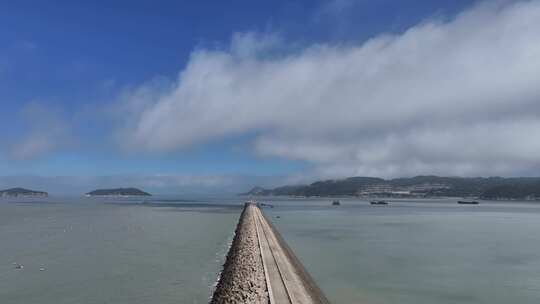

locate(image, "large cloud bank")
(120, 1), (540, 177)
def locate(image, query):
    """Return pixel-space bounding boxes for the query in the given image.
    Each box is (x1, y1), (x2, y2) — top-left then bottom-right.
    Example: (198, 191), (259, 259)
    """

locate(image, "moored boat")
(370, 200), (388, 205)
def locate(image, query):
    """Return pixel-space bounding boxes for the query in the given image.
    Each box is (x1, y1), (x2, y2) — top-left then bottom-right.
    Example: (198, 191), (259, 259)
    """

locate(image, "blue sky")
(2, 0), (540, 193)
(0, 0), (473, 171)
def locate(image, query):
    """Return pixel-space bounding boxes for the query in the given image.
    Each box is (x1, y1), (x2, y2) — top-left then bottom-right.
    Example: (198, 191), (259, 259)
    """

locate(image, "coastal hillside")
(85, 188), (151, 196)
(243, 176), (540, 200)
(0, 187), (48, 197)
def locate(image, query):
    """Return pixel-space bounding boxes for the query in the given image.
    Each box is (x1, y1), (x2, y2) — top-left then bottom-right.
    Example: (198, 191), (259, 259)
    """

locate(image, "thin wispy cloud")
(116, 1), (540, 178)
(10, 103), (73, 160)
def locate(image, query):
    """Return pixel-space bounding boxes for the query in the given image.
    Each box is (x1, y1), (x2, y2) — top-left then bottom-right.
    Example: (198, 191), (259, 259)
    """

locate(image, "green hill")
(85, 188), (151, 196)
(243, 176), (540, 200)
(0, 187), (48, 197)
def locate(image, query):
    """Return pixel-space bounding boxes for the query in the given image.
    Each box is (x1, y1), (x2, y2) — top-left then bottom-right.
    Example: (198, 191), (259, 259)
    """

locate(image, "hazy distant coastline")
(243, 176), (540, 200)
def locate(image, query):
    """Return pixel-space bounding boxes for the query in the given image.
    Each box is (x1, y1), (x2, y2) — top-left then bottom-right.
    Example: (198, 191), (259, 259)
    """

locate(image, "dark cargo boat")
(458, 200), (479, 205)
(332, 200), (340, 206)
(370, 200), (388, 205)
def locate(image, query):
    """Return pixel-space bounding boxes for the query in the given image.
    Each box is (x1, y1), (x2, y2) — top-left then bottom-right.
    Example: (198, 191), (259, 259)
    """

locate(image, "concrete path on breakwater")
(211, 203), (330, 304)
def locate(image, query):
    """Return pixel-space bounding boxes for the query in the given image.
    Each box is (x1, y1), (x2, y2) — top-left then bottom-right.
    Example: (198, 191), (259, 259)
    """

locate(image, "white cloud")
(117, 1), (540, 178)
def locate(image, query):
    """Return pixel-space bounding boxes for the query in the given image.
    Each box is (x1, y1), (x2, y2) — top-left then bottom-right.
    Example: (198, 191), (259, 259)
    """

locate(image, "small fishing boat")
(458, 200), (479, 205)
(370, 200), (388, 205)
(332, 200), (341, 206)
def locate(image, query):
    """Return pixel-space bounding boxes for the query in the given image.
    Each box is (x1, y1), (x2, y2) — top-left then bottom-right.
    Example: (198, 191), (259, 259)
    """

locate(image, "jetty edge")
(211, 202), (330, 304)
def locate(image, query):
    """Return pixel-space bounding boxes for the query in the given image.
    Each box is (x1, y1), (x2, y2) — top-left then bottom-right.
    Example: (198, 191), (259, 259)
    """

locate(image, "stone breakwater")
(211, 204), (269, 304)
(211, 203), (330, 304)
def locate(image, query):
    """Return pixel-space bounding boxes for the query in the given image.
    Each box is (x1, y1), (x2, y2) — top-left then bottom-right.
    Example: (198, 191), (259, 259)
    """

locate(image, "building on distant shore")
(357, 183), (451, 197)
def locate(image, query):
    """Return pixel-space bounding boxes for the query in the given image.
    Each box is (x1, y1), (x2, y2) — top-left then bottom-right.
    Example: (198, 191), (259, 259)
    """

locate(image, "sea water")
(3, 196), (540, 304)
(263, 198), (540, 304)
(0, 196), (240, 304)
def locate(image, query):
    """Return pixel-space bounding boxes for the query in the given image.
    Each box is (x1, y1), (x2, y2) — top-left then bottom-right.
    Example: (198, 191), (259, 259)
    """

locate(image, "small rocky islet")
(85, 187), (151, 197)
(0, 187), (48, 198)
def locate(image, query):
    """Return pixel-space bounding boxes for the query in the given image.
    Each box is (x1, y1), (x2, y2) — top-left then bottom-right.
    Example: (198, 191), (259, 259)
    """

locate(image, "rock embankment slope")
(211, 204), (269, 304)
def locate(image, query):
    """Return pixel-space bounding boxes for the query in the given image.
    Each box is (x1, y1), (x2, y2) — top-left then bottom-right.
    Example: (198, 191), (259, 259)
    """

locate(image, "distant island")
(0, 187), (48, 197)
(242, 176), (540, 200)
(85, 188), (151, 197)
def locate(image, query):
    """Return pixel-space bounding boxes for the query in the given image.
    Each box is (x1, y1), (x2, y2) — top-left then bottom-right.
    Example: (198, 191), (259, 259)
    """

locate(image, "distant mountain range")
(0, 187), (48, 197)
(242, 176), (540, 200)
(85, 188), (151, 197)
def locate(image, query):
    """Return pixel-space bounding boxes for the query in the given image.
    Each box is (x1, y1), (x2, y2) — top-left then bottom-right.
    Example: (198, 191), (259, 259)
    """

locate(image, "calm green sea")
(0, 197), (240, 304)
(263, 198), (540, 304)
(2, 197), (540, 303)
